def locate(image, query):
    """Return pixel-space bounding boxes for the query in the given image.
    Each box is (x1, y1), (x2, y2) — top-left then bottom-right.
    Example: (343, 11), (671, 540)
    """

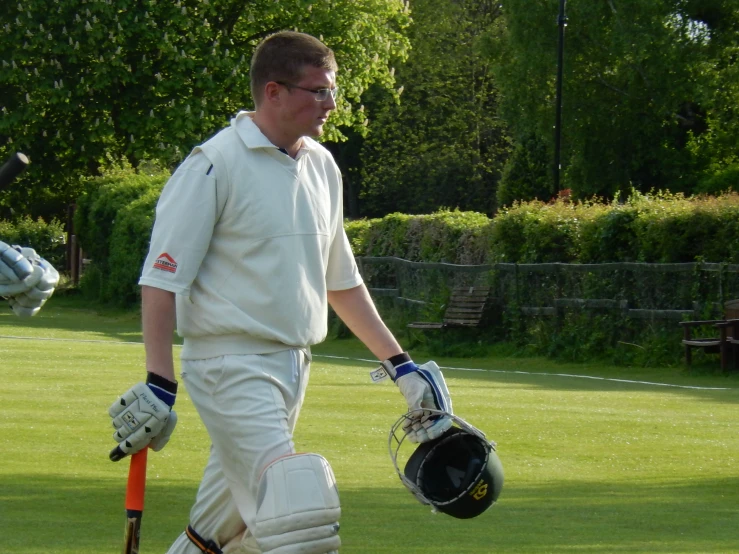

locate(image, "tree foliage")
(356, 0), (509, 217)
(0, 0), (411, 219)
(485, 0), (739, 199)
(496, 133), (553, 207)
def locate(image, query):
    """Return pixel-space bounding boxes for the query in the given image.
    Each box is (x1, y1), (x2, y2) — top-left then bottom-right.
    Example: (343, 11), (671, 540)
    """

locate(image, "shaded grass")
(0, 294), (145, 343)
(0, 297), (738, 553)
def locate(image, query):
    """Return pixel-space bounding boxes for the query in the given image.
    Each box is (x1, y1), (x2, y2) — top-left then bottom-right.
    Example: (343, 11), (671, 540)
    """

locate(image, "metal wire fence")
(357, 256), (739, 323)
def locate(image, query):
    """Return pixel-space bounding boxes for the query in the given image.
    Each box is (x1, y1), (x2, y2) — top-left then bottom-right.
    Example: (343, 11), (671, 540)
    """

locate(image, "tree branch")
(595, 75), (631, 97)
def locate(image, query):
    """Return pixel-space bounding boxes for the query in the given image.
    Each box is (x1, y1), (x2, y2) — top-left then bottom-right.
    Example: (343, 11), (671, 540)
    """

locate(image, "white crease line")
(313, 354), (734, 391)
(0, 334), (146, 346)
(0, 335), (734, 391)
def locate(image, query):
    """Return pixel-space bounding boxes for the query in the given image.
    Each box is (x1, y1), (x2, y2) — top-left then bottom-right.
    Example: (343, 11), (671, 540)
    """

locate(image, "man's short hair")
(250, 31), (338, 106)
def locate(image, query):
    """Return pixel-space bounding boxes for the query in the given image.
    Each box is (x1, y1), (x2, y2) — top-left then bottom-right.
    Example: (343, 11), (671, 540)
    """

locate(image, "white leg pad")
(222, 529), (261, 554)
(253, 453), (341, 554)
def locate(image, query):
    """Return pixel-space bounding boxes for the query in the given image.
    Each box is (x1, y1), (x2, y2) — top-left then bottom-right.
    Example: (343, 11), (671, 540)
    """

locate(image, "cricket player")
(108, 31), (452, 554)
(0, 241), (59, 316)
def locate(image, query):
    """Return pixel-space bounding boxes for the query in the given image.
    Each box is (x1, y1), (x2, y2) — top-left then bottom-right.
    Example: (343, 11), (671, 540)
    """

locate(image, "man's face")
(278, 66), (337, 139)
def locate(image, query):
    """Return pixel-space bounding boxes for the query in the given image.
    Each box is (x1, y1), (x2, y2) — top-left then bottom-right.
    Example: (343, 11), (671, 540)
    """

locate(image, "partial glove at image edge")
(0, 243), (59, 316)
(0, 241), (34, 283)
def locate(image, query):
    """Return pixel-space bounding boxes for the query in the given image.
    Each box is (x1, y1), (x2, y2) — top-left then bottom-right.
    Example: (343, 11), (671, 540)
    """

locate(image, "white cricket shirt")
(139, 111), (363, 359)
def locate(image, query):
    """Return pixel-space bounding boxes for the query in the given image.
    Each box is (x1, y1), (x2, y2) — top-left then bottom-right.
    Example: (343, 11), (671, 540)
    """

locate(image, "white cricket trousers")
(166, 348), (311, 553)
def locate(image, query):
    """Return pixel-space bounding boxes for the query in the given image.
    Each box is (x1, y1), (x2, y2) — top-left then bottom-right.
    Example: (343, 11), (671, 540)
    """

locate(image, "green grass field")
(1, 297), (738, 553)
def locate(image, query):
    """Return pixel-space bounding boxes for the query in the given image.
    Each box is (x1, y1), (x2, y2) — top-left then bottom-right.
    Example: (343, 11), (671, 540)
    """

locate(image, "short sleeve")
(138, 152), (217, 295)
(325, 225), (364, 291)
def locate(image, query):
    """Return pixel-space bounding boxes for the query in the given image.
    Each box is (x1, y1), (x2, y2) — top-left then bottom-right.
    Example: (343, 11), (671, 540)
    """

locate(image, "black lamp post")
(553, 0), (567, 192)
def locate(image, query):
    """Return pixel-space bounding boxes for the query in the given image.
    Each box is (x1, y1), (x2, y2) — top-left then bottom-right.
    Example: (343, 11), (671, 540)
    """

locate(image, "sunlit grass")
(0, 297), (738, 553)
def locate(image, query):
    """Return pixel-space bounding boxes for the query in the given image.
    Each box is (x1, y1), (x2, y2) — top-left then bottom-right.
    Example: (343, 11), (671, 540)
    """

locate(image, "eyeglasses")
(276, 81), (339, 102)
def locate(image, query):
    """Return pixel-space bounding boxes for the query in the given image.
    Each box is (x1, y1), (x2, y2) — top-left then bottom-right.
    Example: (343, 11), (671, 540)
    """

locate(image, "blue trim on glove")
(393, 360), (419, 380)
(418, 368), (449, 414)
(146, 372), (178, 407)
(384, 352), (419, 381)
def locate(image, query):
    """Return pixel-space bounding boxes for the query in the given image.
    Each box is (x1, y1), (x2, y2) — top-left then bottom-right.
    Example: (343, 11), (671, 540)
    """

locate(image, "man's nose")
(322, 94), (337, 110)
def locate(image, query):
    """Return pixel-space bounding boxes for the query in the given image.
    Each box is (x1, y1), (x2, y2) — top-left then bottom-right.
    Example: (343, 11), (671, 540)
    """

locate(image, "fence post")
(66, 203), (82, 285)
(70, 234), (79, 285)
(65, 204), (75, 273)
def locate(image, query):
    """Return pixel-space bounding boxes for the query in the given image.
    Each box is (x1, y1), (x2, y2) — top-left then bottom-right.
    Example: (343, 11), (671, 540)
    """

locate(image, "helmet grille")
(395, 412), (504, 519)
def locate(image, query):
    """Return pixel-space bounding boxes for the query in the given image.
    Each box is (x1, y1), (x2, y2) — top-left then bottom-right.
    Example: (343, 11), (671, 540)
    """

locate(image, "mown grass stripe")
(1, 335), (732, 391)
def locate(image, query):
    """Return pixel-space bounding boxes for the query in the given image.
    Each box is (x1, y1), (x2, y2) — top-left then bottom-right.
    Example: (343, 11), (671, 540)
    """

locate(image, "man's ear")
(262, 81), (283, 104)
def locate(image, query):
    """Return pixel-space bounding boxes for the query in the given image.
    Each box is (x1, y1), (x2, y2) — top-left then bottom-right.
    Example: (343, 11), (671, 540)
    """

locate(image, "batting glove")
(109, 372), (178, 461)
(0, 244), (59, 316)
(382, 353), (453, 443)
(7, 250), (59, 316)
(0, 242), (40, 293)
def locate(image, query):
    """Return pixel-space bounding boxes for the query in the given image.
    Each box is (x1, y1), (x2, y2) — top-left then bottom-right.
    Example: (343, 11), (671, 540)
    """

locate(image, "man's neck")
(251, 111), (302, 158)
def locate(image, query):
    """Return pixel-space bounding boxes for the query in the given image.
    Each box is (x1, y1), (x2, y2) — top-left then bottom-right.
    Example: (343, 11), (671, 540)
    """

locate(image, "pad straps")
(185, 525), (223, 554)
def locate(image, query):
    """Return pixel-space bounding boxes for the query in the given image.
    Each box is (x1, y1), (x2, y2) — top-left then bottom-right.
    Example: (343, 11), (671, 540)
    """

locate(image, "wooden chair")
(408, 286), (492, 330)
(679, 299), (739, 369)
(715, 319), (739, 370)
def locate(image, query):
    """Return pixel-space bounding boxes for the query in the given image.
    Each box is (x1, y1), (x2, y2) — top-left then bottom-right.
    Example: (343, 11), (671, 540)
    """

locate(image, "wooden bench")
(681, 299), (739, 370)
(408, 286), (491, 330)
(680, 319), (732, 369)
(716, 318), (739, 370)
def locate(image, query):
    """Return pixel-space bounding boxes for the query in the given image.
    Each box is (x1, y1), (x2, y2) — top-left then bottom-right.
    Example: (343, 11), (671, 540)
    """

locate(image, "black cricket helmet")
(389, 409), (503, 519)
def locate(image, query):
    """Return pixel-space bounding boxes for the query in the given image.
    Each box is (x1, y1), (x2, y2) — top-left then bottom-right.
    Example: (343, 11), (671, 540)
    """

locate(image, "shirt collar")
(232, 111), (317, 158)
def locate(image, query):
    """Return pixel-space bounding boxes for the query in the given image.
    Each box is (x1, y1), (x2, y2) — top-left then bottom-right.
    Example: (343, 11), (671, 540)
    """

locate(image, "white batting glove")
(7, 256), (59, 316)
(381, 354), (453, 443)
(108, 374), (178, 461)
(0, 242), (40, 293)
(0, 244), (59, 316)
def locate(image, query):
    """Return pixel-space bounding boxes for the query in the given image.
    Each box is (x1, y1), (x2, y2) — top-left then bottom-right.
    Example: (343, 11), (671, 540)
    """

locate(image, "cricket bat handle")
(123, 448), (148, 554)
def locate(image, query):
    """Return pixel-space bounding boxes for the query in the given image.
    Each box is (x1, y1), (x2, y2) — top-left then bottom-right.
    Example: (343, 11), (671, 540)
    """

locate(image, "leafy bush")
(487, 202), (535, 263)
(696, 164), (739, 195)
(628, 191), (739, 263)
(344, 217), (376, 255)
(491, 191), (739, 264)
(490, 200), (605, 263)
(347, 210), (492, 263)
(361, 212), (414, 258)
(521, 202), (587, 263)
(496, 134), (553, 207)
(0, 216), (66, 268)
(579, 205), (640, 263)
(106, 188), (163, 305)
(75, 161), (167, 304)
(348, 194), (739, 265)
(75, 161), (169, 267)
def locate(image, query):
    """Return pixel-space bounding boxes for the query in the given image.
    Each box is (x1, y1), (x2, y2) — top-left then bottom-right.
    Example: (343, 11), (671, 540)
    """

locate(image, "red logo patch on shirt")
(153, 252), (178, 274)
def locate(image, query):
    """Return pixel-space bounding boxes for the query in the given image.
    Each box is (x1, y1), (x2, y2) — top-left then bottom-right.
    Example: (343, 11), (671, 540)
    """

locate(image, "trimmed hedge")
(346, 210), (492, 264)
(0, 216), (66, 268)
(76, 180), (739, 316)
(347, 192), (739, 264)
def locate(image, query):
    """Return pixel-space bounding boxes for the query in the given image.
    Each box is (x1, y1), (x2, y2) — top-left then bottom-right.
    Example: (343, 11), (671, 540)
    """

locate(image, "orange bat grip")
(125, 448), (148, 512)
